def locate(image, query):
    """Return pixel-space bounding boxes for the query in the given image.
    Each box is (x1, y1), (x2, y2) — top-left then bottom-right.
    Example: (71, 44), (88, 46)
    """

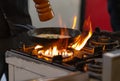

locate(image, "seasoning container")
(33, 0), (54, 21)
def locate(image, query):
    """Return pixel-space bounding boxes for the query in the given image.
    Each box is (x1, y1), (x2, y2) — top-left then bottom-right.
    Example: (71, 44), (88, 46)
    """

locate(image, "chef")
(0, 0), (32, 81)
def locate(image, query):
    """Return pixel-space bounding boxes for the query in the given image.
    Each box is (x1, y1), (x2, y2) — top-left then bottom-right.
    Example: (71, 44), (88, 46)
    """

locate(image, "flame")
(34, 16), (92, 59)
(34, 45), (43, 49)
(57, 15), (69, 49)
(34, 45), (73, 58)
(34, 15), (72, 58)
(58, 15), (67, 27)
(70, 17), (92, 50)
(58, 15), (63, 27)
(72, 16), (77, 29)
(43, 46), (73, 57)
(45, 46), (59, 57)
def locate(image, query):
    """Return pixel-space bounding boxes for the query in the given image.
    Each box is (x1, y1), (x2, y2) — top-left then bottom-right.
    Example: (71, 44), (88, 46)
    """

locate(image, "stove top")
(5, 28), (120, 80)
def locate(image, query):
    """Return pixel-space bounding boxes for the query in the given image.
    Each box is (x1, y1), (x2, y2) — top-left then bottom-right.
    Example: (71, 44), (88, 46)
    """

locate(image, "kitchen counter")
(27, 72), (100, 81)
(4, 32), (101, 81)
(6, 50), (101, 81)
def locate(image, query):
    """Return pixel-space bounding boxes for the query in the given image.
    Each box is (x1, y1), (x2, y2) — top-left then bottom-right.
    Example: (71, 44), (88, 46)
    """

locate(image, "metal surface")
(5, 28), (120, 81)
(6, 50), (76, 81)
(27, 27), (81, 43)
(6, 50), (99, 81)
(103, 49), (120, 81)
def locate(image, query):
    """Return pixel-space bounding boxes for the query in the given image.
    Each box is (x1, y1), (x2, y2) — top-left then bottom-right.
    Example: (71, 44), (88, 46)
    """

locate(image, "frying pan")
(27, 27), (81, 45)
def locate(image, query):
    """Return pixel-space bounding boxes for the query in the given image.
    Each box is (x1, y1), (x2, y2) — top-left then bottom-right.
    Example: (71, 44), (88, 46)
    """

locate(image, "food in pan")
(35, 34), (71, 39)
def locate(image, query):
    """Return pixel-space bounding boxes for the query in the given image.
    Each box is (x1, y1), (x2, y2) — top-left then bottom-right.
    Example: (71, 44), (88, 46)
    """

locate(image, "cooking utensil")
(27, 27), (81, 44)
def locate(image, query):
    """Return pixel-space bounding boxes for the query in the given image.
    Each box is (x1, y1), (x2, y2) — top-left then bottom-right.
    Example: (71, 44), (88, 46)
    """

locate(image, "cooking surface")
(1, 28), (119, 52)
(4, 28), (120, 81)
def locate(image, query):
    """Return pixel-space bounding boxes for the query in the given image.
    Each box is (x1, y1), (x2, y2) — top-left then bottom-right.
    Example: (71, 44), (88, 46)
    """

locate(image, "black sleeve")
(0, 0), (32, 25)
(108, 0), (120, 31)
(0, 0), (32, 36)
(0, 8), (10, 38)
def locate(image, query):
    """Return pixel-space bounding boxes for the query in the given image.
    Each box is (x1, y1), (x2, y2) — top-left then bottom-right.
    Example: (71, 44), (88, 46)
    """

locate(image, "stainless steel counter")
(6, 50), (100, 81)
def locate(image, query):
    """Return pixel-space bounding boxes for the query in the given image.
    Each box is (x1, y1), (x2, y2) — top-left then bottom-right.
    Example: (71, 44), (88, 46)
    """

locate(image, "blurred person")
(0, 0), (32, 81)
(108, 0), (120, 31)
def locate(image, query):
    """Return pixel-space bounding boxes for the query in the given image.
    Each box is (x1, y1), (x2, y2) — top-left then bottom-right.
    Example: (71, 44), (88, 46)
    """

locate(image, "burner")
(91, 36), (118, 45)
(89, 33), (119, 52)
(22, 45), (74, 63)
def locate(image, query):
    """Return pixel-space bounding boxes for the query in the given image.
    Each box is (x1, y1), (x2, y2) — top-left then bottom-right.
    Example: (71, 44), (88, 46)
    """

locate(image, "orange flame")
(34, 45), (43, 49)
(34, 15), (70, 57)
(34, 45), (73, 58)
(58, 15), (67, 27)
(44, 46), (59, 57)
(72, 16), (77, 29)
(57, 15), (69, 49)
(34, 16), (92, 58)
(70, 17), (92, 50)
(58, 15), (63, 27)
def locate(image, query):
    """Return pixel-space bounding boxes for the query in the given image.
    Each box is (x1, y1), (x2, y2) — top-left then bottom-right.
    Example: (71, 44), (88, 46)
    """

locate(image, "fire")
(33, 15), (75, 60)
(69, 17), (92, 50)
(43, 46), (73, 58)
(33, 45), (73, 59)
(58, 15), (67, 27)
(72, 16), (77, 29)
(58, 15), (78, 29)
(34, 45), (43, 49)
(45, 46), (59, 57)
(33, 16), (92, 61)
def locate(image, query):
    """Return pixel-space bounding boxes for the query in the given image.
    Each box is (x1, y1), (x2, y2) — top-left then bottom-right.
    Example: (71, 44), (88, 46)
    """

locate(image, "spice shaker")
(33, 0), (54, 21)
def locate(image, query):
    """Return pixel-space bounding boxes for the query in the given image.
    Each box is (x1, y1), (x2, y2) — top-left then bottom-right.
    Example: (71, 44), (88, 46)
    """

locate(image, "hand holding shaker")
(33, 0), (54, 21)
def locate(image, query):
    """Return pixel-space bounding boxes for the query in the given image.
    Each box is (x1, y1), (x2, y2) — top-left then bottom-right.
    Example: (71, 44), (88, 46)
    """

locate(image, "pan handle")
(14, 24), (35, 30)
